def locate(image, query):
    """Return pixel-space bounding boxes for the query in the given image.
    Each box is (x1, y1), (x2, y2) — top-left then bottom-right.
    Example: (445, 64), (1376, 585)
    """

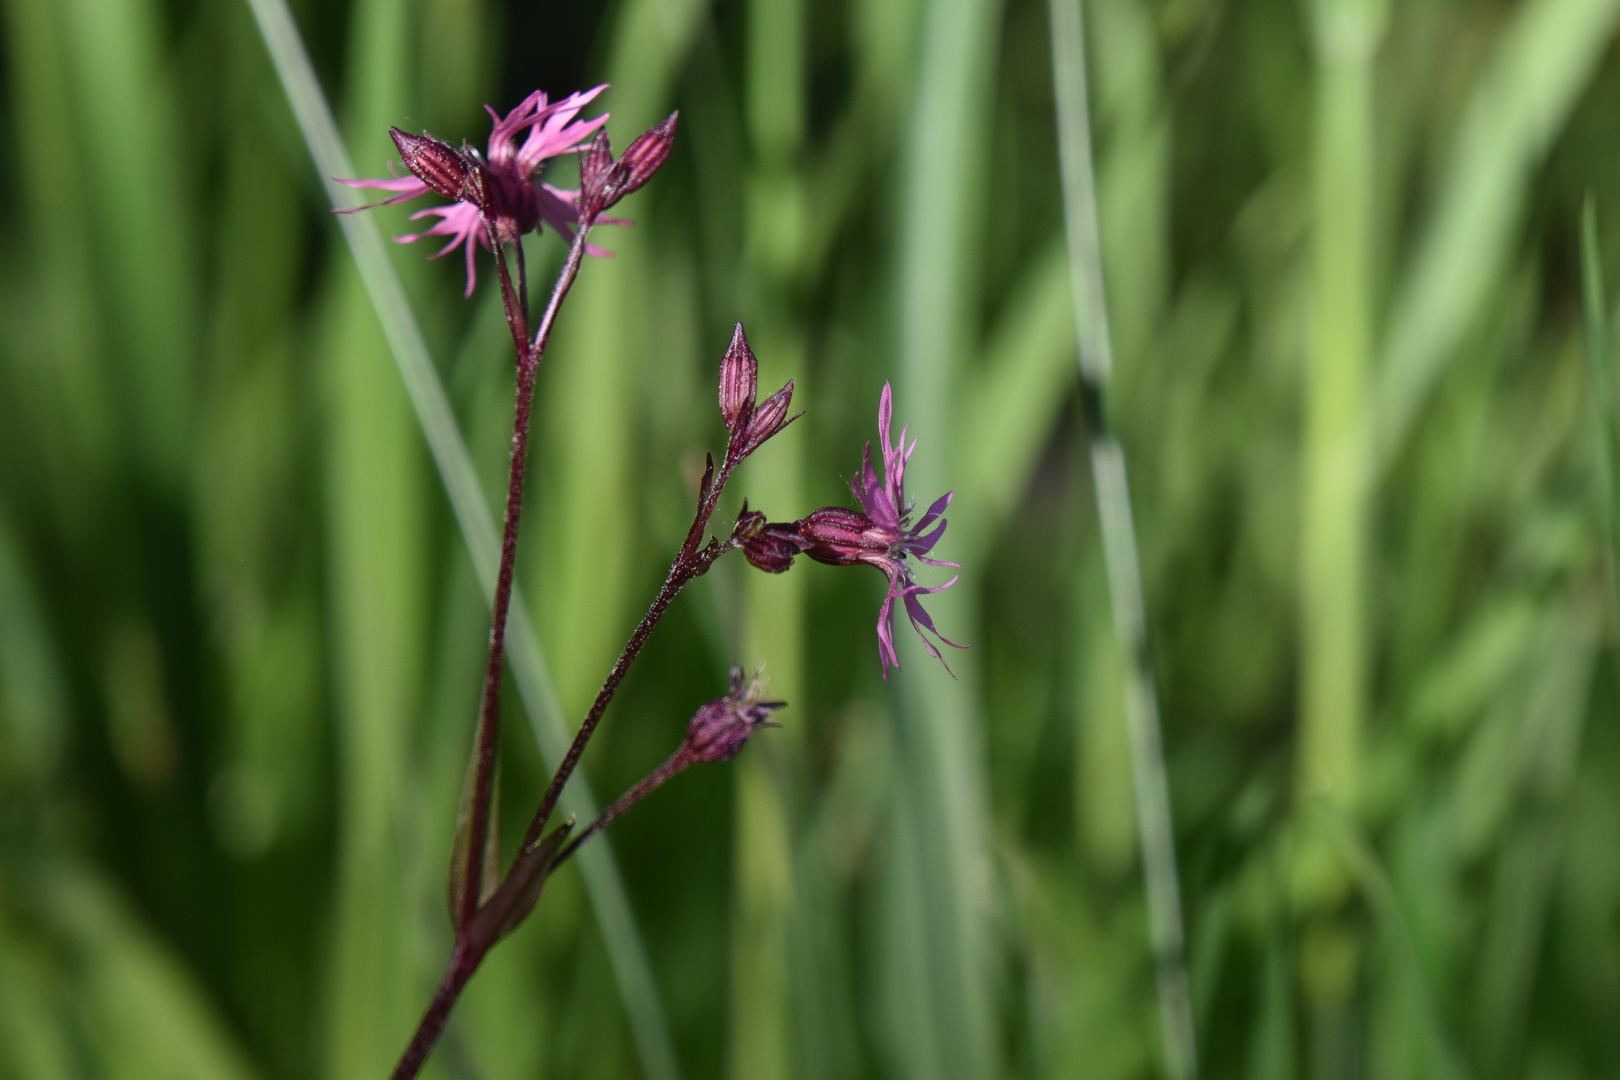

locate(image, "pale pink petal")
(486, 90), (546, 168)
(334, 174), (430, 212)
(516, 85), (610, 175)
(533, 184), (621, 257)
(399, 201), (487, 296)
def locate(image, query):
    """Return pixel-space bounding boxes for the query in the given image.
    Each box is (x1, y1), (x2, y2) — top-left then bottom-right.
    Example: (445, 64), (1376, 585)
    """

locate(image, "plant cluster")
(342, 87), (962, 1079)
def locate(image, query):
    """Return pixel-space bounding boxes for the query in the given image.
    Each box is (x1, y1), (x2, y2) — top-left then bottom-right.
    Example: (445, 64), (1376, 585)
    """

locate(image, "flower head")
(338, 86), (612, 296)
(681, 667), (785, 764)
(748, 383), (965, 679)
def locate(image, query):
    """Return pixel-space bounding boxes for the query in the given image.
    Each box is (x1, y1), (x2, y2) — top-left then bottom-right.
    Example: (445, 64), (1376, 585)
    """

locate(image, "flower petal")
(915, 490), (953, 532)
(901, 591), (960, 677)
(904, 516), (949, 556)
(876, 588), (901, 680)
(486, 90), (546, 168)
(334, 174), (430, 212)
(516, 85), (610, 175)
(534, 184), (622, 257)
(399, 201), (486, 296)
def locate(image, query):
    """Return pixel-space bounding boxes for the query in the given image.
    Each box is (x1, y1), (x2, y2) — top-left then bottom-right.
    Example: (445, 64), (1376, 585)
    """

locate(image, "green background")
(3, 0), (1620, 1078)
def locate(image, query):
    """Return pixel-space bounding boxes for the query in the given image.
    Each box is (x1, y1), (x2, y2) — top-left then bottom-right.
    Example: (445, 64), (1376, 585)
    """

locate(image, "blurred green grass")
(4, 0), (1620, 1078)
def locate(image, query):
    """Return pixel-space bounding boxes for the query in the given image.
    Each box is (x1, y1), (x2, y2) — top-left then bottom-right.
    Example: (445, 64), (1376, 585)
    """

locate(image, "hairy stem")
(556, 751), (690, 864)
(458, 222), (591, 940)
(526, 459), (734, 847)
(388, 943), (476, 1080)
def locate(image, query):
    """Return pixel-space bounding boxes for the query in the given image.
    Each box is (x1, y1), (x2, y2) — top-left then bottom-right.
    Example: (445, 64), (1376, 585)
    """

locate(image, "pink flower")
(338, 86), (614, 296)
(745, 383), (965, 679)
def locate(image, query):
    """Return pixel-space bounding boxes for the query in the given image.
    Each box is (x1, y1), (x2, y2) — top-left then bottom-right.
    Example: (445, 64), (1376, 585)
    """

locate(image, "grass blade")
(241, 4), (681, 1077)
(318, 0), (424, 1071)
(1580, 197), (1620, 620)
(1314, 800), (1472, 1080)
(1047, 1), (1197, 1076)
(892, 0), (1001, 1077)
(1373, 0), (1620, 475)
(56, 0), (196, 492)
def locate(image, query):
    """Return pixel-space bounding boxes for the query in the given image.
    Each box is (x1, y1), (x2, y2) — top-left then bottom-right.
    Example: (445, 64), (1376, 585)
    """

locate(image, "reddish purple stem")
(391, 222), (592, 1080)
(456, 220), (589, 932)
(388, 942), (477, 1080)
(522, 451), (736, 851)
(390, 214), (740, 1080)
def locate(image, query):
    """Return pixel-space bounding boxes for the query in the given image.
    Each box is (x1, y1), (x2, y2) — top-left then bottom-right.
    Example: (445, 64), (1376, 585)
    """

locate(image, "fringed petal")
(399, 201), (487, 296)
(876, 589), (900, 680)
(517, 91), (610, 175)
(334, 174), (430, 211)
(915, 490), (953, 532)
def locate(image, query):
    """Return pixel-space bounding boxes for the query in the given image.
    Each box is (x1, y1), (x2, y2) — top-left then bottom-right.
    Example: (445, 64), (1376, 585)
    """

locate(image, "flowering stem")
(388, 943), (477, 1080)
(555, 751), (690, 865)
(458, 220), (591, 942)
(394, 433), (735, 1080)
(524, 457), (736, 848)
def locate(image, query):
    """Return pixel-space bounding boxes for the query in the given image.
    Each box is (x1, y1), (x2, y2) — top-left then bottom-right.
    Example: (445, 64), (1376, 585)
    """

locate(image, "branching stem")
(395, 219), (742, 1080)
(525, 456), (735, 848)
(447, 218), (591, 1001)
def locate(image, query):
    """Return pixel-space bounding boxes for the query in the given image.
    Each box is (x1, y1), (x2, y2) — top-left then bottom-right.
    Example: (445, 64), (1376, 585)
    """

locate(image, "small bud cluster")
(579, 113), (679, 223)
(718, 324), (800, 466)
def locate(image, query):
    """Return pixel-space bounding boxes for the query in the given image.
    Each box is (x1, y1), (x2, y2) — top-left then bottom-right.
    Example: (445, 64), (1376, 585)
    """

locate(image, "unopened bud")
(732, 379), (800, 461)
(389, 128), (471, 201)
(740, 522), (805, 574)
(682, 667), (784, 764)
(719, 323), (758, 432)
(613, 112), (677, 199)
(580, 112), (679, 221)
(578, 129), (613, 206)
(731, 503), (766, 544)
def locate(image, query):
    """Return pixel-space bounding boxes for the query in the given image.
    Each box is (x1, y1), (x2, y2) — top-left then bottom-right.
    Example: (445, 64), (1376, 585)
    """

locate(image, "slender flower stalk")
(554, 668), (785, 864)
(525, 323), (796, 847)
(454, 219), (590, 931)
(388, 312), (789, 1080)
(344, 104), (685, 1080)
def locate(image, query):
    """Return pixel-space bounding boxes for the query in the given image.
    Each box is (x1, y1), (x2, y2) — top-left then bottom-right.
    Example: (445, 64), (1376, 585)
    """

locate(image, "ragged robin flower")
(338, 86), (614, 296)
(743, 383), (965, 678)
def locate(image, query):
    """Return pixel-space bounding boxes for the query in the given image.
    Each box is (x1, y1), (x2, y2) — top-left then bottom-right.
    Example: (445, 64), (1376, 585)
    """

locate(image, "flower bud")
(578, 129), (613, 206)
(741, 523), (804, 574)
(731, 503), (767, 544)
(726, 380), (800, 466)
(613, 112), (678, 199)
(389, 128), (471, 201)
(579, 112), (679, 220)
(682, 667), (784, 764)
(719, 323), (758, 433)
